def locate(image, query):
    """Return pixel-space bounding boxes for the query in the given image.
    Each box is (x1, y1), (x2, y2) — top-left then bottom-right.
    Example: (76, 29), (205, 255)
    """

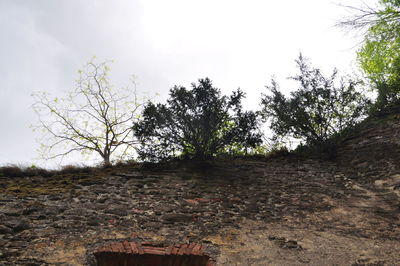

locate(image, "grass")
(0, 160), (145, 196)
(0, 164), (98, 178)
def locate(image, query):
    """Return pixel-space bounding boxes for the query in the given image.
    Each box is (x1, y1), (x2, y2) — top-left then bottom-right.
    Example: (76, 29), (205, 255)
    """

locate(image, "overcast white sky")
(0, 0), (376, 168)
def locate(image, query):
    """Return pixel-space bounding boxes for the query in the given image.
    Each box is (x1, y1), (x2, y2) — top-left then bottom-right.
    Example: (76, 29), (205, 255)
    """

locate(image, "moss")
(0, 172), (102, 197)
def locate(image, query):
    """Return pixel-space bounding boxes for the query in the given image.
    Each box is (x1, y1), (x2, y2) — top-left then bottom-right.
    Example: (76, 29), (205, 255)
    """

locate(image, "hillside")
(0, 112), (399, 265)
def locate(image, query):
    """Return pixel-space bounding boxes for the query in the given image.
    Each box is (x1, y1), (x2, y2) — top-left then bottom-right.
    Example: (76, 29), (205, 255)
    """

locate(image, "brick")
(207, 260), (217, 266)
(118, 242), (125, 252)
(111, 244), (120, 253)
(184, 199), (199, 205)
(192, 244), (203, 255)
(136, 242), (144, 255)
(178, 244), (188, 255)
(171, 246), (179, 255)
(122, 241), (132, 253)
(129, 242), (138, 254)
(165, 246), (172, 255)
(195, 198), (210, 203)
(230, 197), (241, 202)
(188, 242), (196, 250)
(95, 241), (214, 265)
(145, 247), (165, 255)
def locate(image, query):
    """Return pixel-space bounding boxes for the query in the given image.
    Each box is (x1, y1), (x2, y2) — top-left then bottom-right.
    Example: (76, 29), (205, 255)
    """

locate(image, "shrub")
(133, 78), (263, 162)
(261, 54), (371, 153)
(0, 165), (52, 178)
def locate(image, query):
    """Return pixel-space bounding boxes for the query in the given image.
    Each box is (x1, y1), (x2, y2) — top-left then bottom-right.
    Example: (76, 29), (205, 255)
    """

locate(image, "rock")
(3, 219), (30, 233)
(3, 208), (21, 217)
(0, 248), (20, 258)
(10, 221), (30, 233)
(22, 208), (39, 215)
(162, 213), (193, 223)
(79, 180), (99, 186)
(282, 240), (302, 250)
(269, 236), (302, 250)
(156, 205), (175, 213)
(35, 214), (47, 220)
(114, 172), (145, 179)
(87, 218), (101, 226)
(47, 195), (61, 201)
(105, 208), (128, 216)
(0, 225), (12, 234)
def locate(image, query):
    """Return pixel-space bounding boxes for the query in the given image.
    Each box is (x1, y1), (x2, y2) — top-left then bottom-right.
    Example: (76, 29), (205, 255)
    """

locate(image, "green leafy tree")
(261, 55), (370, 148)
(339, 0), (400, 109)
(133, 78), (262, 162)
(32, 59), (145, 166)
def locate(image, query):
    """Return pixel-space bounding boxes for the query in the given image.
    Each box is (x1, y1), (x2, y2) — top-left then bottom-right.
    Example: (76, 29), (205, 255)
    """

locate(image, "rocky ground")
(1, 113), (400, 265)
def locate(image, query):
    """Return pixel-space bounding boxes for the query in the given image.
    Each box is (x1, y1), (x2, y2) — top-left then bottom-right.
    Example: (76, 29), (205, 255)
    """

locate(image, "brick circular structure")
(94, 241), (216, 266)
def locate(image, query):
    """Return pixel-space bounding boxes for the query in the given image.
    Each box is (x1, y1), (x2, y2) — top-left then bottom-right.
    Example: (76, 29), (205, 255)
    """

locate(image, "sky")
(0, 0), (377, 168)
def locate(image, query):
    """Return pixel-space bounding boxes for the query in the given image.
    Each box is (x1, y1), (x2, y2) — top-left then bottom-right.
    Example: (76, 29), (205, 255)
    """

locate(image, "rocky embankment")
(1, 113), (400, 265)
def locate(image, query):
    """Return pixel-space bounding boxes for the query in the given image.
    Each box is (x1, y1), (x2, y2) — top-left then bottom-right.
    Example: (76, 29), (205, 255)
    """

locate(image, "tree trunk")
(103, 154), (111, 167)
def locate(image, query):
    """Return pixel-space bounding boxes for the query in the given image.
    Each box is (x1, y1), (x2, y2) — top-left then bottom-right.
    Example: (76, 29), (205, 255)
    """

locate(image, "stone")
(22, 208), (39, 215)
(162, 213), (193, 223)
(11, 221), (30, 233)
(2, 113), (400, 265)
(0, 225), (12, 235)
(87, 218), (101, 226)
(114, 172), (145, 179)
(3, 208), (21, 217)
(105, 208), (128, 216)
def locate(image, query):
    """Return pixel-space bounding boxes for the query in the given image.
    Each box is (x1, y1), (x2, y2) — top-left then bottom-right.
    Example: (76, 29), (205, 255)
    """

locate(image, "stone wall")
(337, 113), (400, 180)
(0, 112), (399, 265)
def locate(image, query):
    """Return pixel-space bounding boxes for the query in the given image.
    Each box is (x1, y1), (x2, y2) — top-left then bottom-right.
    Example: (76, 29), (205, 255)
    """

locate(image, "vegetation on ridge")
(339, 0), (400, 111)
(133, 78), (263, 162)
(32, 58), (146, 166)
(261, 54), (370, 158)
(26, 1), (400, 166)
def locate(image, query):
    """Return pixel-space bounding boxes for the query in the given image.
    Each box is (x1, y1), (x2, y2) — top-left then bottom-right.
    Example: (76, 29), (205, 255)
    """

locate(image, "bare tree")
(32, 59), (145, 166)
(337, 1), (400, 37)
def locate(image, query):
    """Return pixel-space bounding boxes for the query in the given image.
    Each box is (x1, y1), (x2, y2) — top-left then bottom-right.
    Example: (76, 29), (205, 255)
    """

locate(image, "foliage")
(338, 0), (400, 34)
(261, 54), (370, 149)
(133, 78), (263, 162)
(0, 165), (51, 178)
(32, 58), (145, 166)
(339, 0), (400, 110)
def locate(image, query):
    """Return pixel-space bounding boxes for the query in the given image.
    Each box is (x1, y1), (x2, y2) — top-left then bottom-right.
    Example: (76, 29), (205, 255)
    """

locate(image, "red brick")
(207, 260), (216, 266)
(136, 242), (144, 255)
(116, 242), (125, 252)
(178, 244), (188, 255)
(230, 197), (241, 202)
(122, 241), (132, 253)
(165, 246), (173, 255)
(192, 244), (203, 255)
(95, 241), (215, 265)
(145, 247), (165, 255)
(171, 246), (179, 255)
(111, 244), (120, 253)
(184, 199), (199, 205)
(129, 242), (138, 254)
(195, 198), (210, 203)
(188, 243), (196, 253)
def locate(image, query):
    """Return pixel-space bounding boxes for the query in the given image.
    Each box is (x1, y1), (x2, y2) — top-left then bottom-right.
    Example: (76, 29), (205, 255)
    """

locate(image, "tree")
(32, 59), (144, 166)
(338, 0), (400, 109)
(338, 1), (400, 34)
(261, 55), (370, 147)
(133, 78), (263, 162)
